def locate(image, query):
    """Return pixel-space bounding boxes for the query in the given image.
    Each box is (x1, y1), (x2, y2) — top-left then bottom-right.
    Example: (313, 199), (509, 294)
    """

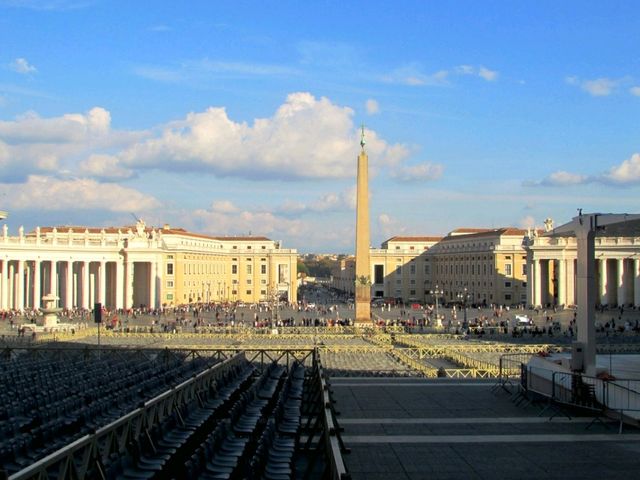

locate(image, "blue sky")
(0, 1), (639, 252)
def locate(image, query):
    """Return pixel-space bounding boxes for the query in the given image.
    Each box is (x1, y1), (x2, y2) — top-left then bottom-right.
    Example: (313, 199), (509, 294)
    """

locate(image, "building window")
(246, 290), (252, 295)
(247, 265), (252, 274)
(505, 264), (512, 276)
(261, 279), (267, 285)
(505, 281), (512, 288)
(261, 264), (267, 275)
(167, 263), (174, 275)
(166, 293), (173, 300)
(232, 265), (238, 274)
(505, 293), (512, 301)
(247, 279), (252, 285)
(424, 264), (430, 275)
(410, 279), (416, 285)
(410, 264), (416, 275)
(166, 280), (174, 288)
(396, 266), (402, 275)
(261, 290), (267, 295)
(522, 264), (527, 275)
(410, 289), (416, 295)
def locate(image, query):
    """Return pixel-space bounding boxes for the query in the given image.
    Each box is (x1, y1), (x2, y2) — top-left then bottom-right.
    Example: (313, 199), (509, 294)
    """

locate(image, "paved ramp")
(331, 377), (640, 479)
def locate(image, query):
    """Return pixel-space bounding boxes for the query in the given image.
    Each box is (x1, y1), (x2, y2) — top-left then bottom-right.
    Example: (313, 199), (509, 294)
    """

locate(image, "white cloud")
(630, 86), (640, 97)
(377, 213), (406, 238)
(454, 65), (499, 81)
(275, 186), (356, 215)
(119, 92), (409, 180)
(382, 64), (449, 86)
(211, 200), (239, 213)
(478, 66), (498, 81)
(0, 106), (110, 143)
(1, 175), (160, 211)
(390, 162), (444, 182)
(9, 58), (37, 74)
(540, 170), (588, 186)
(605, 153), (640, 184)
(79, 154), (134, 180)
(0, 106), (145, 182)
(566, 76), (620, 96)
(365, 99), (379, 115)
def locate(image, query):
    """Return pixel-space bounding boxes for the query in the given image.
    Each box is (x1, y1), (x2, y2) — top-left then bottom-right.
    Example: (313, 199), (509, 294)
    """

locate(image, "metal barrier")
(8, 353), (247, 480)
(302, 349), (351, 479)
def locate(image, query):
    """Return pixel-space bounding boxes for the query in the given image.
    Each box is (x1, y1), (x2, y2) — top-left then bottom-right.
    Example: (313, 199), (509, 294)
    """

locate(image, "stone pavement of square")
(331, 378), (640, 480)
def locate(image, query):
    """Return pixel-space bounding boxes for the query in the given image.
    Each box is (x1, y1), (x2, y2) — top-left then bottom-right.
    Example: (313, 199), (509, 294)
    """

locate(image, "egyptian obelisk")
(354, 125), (371, 323)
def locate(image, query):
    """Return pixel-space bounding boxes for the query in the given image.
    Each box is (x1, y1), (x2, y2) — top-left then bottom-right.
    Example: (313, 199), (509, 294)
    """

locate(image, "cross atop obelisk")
(354, 124), (371, 324)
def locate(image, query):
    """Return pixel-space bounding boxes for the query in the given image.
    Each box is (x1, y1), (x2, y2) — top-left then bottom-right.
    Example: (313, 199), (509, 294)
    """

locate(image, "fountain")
(40, 293), (63, 329)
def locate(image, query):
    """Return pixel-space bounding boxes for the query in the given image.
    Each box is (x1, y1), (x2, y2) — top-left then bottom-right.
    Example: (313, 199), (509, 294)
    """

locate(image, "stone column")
(156, 260), (163, 308)
(0, 260), (7, 310)
(65, 261), (74, 308)
(634, 258), (640, 308)
(149, 261), (156, 309)
(125, 260), (134, 309)
(99, 260), (106, 306)
(25, 262), (31, 308)
(526, 256), (533, 307)
(115, 260), (124, 310)
(557, 259), (566, 307)
(617, 258), (626, 306)
(81, 261), (90, 310)
(49, 260), (57, 297)
(33, 260), (41, 310)
(565, 259), (576, 306)
(533, 259), (542, 307)
(599, 258), (608, 305)
(16, 260), (25, 311)
(8, 262), (15, 309)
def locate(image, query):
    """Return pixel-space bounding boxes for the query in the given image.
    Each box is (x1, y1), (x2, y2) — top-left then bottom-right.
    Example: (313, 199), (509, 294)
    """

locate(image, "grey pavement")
(331, 377), (640, 479)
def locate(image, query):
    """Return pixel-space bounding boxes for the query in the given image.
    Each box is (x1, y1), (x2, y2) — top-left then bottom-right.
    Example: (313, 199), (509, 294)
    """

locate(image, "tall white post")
(33, 260), (41, 310)
(634, 258), (640, 308)
(0, 260), (7, 310)
(557, 259), (566, 307)
(49, 260), (58, 297)
(81, 261), (90, 310)
(115, 260), (124, 310)
(99, 260), (106, 306)
(9, 262), (15, 309)
(576, 225), (597, 376)
(533, 259), (542, 307)
(617, 258), (626, 306)
(599, 258), (608, 305)
(157, 260), (163, 308)
(149, 261), (156, 309)
(25, 263), (31, 308)
(16, 260), (24, 311)
(0, 259), (9, 310)
(65, 261), (74, 308)
(125, 261), (134, 309)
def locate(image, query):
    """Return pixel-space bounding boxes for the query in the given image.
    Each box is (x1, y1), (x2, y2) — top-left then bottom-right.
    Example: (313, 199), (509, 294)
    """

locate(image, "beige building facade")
(330, 229), (530, 306)
(0, 221), (297, 311)
(526, 232), (640, 308)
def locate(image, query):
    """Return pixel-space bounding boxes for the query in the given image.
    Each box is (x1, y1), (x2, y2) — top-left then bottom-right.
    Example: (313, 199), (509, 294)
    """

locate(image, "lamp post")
(457, 287), (470, 327)
(429, 286), (443, 324)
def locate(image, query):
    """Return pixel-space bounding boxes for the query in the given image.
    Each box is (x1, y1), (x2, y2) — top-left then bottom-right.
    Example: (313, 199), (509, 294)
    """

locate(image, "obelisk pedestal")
(354, 127), (371, 324)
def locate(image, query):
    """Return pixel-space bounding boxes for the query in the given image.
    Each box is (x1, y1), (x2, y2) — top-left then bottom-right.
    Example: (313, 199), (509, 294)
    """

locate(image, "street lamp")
(457, 287), (470, 327)
(429, 286), (444, 324)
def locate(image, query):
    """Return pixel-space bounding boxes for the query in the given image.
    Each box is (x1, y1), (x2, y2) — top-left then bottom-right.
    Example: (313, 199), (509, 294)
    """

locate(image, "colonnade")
(529, 256), (640, 308)
(0, 257), (162, 312)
